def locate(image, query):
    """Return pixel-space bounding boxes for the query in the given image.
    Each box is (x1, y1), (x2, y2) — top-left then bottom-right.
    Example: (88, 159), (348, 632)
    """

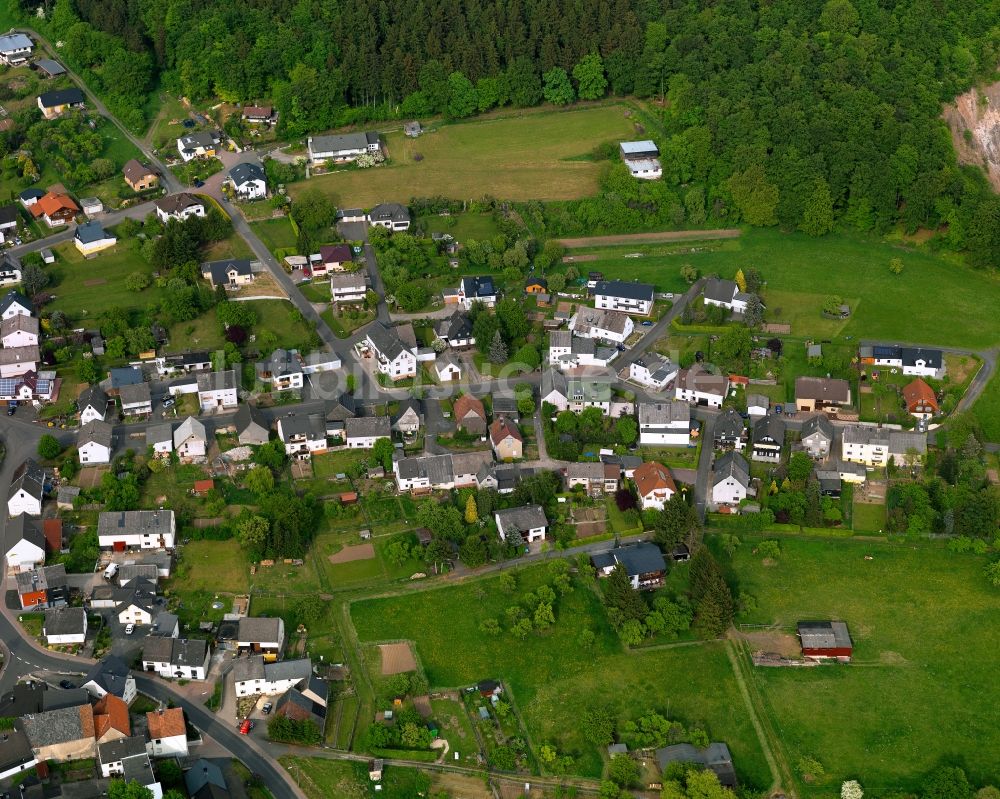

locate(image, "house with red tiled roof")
(902, 378), (938, 420)
(632, 461), (677, 511)
(28, 191), (78, 227)
(453, 394), (486, 436)
(489, 417), (523, 461)
(146, 707), (188, 757)
(93, 694), (130, 744)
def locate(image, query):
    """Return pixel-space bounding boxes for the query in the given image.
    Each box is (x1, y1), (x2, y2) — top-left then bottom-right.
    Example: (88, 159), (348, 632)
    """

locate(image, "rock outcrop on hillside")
(943, 83), (1000, 190)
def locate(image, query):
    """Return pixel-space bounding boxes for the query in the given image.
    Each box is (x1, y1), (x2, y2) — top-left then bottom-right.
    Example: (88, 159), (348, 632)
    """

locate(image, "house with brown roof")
(454, 394), (487, 436)
(632, 461), (677, 510)
(489, 417), (523, 461)
(93, 694), (130, 744)
(795, 377), (852, 414)
(903, 378), (938, 419)
(122, 160), (158, 192)
(28, 192), (78, 228)
(146, 707), (188, 757)
(565, 462), (619, 496)
(21, 703), (96, 762)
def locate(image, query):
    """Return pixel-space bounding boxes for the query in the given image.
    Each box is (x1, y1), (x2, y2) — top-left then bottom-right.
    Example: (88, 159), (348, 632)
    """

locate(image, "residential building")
(360, 323), (417, 380)
(8, 458), (45, 517)
(98, 736), (147, 778)
(0, 370), (55, 404)
(712, 451), (750, 507)
(16, 563), (67, 608)
(903, 378), (939, 419)
(0, 254), (21, 286)
(701, 277), (754, 314)
(0, 33), (33, 65)
(116, 587), (156, 626)
(860, 345), (945, 379)
(78, 385), (108, 424)
(592, 280), (655, 316)
(316, 243), (353, 275)
(435, 311), (475, 348)
(185, 759), (230, 799)
(674, 366), (729, 408)
(619, 140), (662, 179)
(242, 105), (274, 124)
(841, 425), (889, 467)
(0, 345), (38, 378)
(435, 352), (462, 381)
(368, 202), (410, 231)
(795, 377), (851, 414)
(74, 220), (117, 256)
(146, 423), (173, 457)
(256, 348), (304, 391)
(37, 88), (85, 119)
(714, 407), (747, 451)
(120, 752), (163, 799)
(177, 131), (221, 162)
(592, 542), (666, 590)
(800, 415), (834, 458)
(142, 638), (210, 680)
(629, 354), (678, 389)
(746, 393), (769, 418)
(1, 314), (39, 348)
(492, 394), (519, 420)
(0, 289), (32, 320)
(18, 188), (45, 210)
(495, 505), (548, 543)
(0, 729), (37, 782)
(236, 616), (285, 658)
(78, 420), (113, 465)
(202, 258), (253, 289)
(274, 680), (328, 730)
(798, 621), (853, 661)
(235, 404), (269, 446)
(29, 191), (79, 227)
(566, 377), (614, 414)
(118, 382), (152, 416)
(564, 462), (619, 495)
(450, 276), (496, 310)
(154, 193), (205, 223)
(278, 413), (328, 457)
(548, 331), (618, 371)
(391, 450), (494, 493)
(227, 162), (267, 199)
(123, 160), (158, 192)
(751, 414), (785, 463)
(393, 400), (422, 436)
(21, 704), (96, 762)
(570, 306), (634, 343)
(453, 394), (488, 435)
(330, 272), (367, 304)
(888, 430), (927, 465)
(656, 743), (736, 789)
(93, 693), (131, 744)
(489, 417), (523, 460)
(632, 461), (677, 510)
(82, 655), (136, 704)
(0, 205), (19, 244)
(97, 510), (176, 550)
(146, 708), (189, 757)
(197, 370), (239, 411)
(173, 416), (207, 463)
(5, 515), (45, 573)
(638, 401), (691, 446)
(344, 416), (391, 449)
(307, 132), (380, 164)
(233, 656), (312, 697)
(81, 196), (104, 217)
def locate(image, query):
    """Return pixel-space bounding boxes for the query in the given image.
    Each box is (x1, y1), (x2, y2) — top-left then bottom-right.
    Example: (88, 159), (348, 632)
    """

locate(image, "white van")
(103, 563), (119, 581)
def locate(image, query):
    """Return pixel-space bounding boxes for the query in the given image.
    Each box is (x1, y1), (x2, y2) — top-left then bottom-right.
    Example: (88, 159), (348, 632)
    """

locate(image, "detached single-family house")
(903, 378), (938, 419)
(565, 461), (619, 496)
(1, 314), (39, 348)
(185, 759), (230, 799)
(674, 366), (729, 408)
(344, 416), (391, 449)
(714, 407), (747, 451)
(78, 420), (113, 465)
(97, 510), (176, 551)
(638, 401), (691, 446)
(256, 348), (304, 391)
(29, 191), (79, 227)
(5, 515), (45, 574)
(227, 162), (267, 199)
(798, 621), (853, 661)
(368, 202), (410, 231)
(795, 377), (851, 414)
(800, 415), (834, 458)
(146, 708), (189, 757)
(202, 258), (253, 290)
(277, 413), (328, 457)
(74, 220), (116, 256)
(592, 542), (666, 590)
(632, 461), (677, 510)
(8, 458), (45, 517)
(435, 312), (475, 348)
(146, 423), (173, 457)
(233, 656), (312, 697)
(123, 160), (159, 192)
(78, 385), (109, 424)
(330, 272), (367, 304)
(0, 205), (19, 244)
(118, 382), (152, 416)
(155, 193), (205, 224)
(0, 255), (22, 286)
(235, 404), (269, 446)
(177, 131), (221, 162)
(712, 451), (750, 507)
(701, 277), (755, 314)
(98, 736), (148, 778)
(454, 393), (487, 435)
(0, 33), (33, 65)
(236, 616), (285, 658)
(0, 289), (32, 320)
(116, 587), (156, 626)
(242, 105), (274, 124)
(592, 280), (654, 316)
(435, 352), (462, 382)
(197, 370), (239, 411)
(570, 306), (634, 343)
(449, 276), (496, 310)
(495, 505), (548, 544)
(92, 693), (131, 745)
(174, 416), (208, 462)
(16, 563), (67, 608)
(629, 354), (678, 389)
(316, 243), (353, 275)
(37, 88), (85, 119)
(656, 743), (736, 789)
(361, 323), (417, 380)
(393, 400), (422, 436)
(751, 414), (785, 462)
(21, 704), (97, 763)
(83, 655), (137, 704)
(860, 345), (945, 379)
(142, 638), (210, 681)
(548, 331), (618, 371)
(0, 345), (39, 378)
(307, 131), (380, 164)
(619, 140), (662, 180)
(490, 417), (523, 460)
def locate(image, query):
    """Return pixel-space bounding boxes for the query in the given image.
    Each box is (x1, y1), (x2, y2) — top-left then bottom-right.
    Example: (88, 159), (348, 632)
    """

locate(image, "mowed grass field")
(351, 566), (771, 785)
(294, 105), (635, 206)
(727, 537), (1000, 794)
(971, 371), (1000, 443)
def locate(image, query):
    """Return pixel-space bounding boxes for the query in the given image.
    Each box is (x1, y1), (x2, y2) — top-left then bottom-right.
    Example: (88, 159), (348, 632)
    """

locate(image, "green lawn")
(851, 500), (886, 533)
(351, 565), (770, 785)
(172, 540), (249, 593)
(293, 104), (635, 206)
(250, 217), (298, 253)
(971, 370), (1000, 443)
(419, 212), (501, 242)
(727, 536), (1000, 794)
(169, 299), (316, 353)
(429, 697), (480, 767)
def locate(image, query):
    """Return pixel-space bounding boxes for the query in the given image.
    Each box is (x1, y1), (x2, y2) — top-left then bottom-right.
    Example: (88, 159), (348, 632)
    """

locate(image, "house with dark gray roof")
(233, 655), (312, 697)
(714, 407), (747, 451)
(307, 131), (380, 164)
(435, 311), (475, 348)
(362, 323), (417, 380)
(701, 277), (755, 315)
(98, 735), (147, 777)
(142, 637), (210, 680)
(43, 606), (87, 645)
(591, 542), (666, 590)
(202, 259), (254, 289)
(154, 192), (205, 223)
(277, 412), (327, 458)
(235, 404), (269, 446)
(368, 202), (410, 231)
(593, 280), (654, 316)
(751, 414), (785, 463)
(656, 742), (736, 787)
(227, 162), (267, 199)
(494, 505), (548, 544)
(22, 704), (96, 762)
(0, 729), (37, 781)
(800, 415), (834, 459)
(83, 656), (136, 704)
(712, 451), (750, 507)
(185, 759), (230, 799)
(8, 458), (45, 517)
(236, 617), (285, 655)
(4, 514), (45, 573)
(345, 415), (391, 449)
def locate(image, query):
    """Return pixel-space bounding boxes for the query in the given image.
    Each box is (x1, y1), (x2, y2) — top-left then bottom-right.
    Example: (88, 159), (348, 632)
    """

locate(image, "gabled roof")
(108, 366), (143, 388)
(74, 221), (112, 245)
(795, 376), (850, 403)
(325, 394), (357, 422)
(1, 313), (39, 338)
(593, 280), (654, 302)
(752, 414), (785, 444)
(278, 412), (326, 440)
(903, 378), (938, 410)
(798, 620), (852, 650)
(633, 461), (676, 498)
(369, 202), (410, 223)
(185, 759), (228, 797)
(43, 606), (85, 636)
(800, 414), (834, 441)
(30, 191), (78, 219)
(495, 505), (547, 532)
(145, 422), (173, 446)
(713, 451), (749, 487)
(702, 277), (739, 304)
(174, 416), (207, 447)
(118, 382), (151, 406)
(309, 131), (379, 153)
(675, 365), (729, 397)
(38, 88), (84, 108)
(123, 159), (155, 183)
(460, 275), (495, 299)
(99, 735), (147, 765)
(179, 131), (219, 150)
(715, 407), (745, 438)
(8, 458), (45, 502)
(203, 258), (252, 284)
(0, 33), (33, 52)
(93, 693), (131, 739)
(22, 703), (94, 747)
(436, 311), (474, 341)
(365, 322), (409, 362)
(344, 415), (391, 439)
(85, 655), (132, 698)
(5, 514), (44, 554)
(235, 403), (268, 438)
(155, 193), (203, 217)
(573, 306), (631, 336)
(147, 706), (186, 739)
(197, 369), (238, 392)
(78, 420), (113, 448)
(596, 542), (666, 577)
(453, 393), (485, 421)
(237, 616), (282, 643)
(489, 417), (522, 446)
(0, 289), (32, 315)
(229, 162), (265, 187)
(0, 204), (18, 226)
(17, 563), (66, 594)
(320, 243), (353, 263)
(0, 345), (39, 367)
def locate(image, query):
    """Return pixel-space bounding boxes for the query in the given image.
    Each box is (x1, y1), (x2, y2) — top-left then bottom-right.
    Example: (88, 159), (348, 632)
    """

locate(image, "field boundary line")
(556, 229), (742, 248)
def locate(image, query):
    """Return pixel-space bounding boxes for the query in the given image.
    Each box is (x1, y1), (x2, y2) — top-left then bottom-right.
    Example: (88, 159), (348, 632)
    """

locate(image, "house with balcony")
(593, 280), (654, 316)
(277, 413), (328, 458)
(638, 401), (691, 446)
(360, 323), (417, 381)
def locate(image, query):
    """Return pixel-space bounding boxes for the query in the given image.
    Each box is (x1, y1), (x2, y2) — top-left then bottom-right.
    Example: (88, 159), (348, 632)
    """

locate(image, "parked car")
(239, 719), (254, 734)
(262, 702), (273, 715)
(124, 624), (135, 635)
(162, 398), (175, 408)
(641, 320), (654, 326)
(6, 402), (16, 416)
(58, 680), (75, 689)
(193, 179), (205, 188)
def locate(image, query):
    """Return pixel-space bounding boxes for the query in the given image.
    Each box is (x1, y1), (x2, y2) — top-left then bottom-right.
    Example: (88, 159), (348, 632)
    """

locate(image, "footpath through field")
(556, 228), (742, 248)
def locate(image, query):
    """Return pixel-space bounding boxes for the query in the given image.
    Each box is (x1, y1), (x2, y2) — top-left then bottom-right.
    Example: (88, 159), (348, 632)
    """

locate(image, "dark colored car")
(193, 179), (205, 187)
(59, 680), (76, 689)
(6, 402), (16, 416)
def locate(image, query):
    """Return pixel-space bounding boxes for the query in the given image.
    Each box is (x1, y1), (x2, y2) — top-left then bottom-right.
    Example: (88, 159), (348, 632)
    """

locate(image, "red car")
(239, 719), (254, 735)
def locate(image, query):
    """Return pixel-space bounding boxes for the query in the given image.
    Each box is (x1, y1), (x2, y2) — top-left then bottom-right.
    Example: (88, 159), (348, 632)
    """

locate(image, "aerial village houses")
(8, 458), (45, 517)
(174, 416), (208, 462)
(202, 258), (254, 289)
(592, 280), (655, 315)
(751, 415), (785, 463)
(345, 416), (391, 449)
(330, 272), (367, 304)
(368, 203), (411, 231)
(632, 460), (677, 510)
(447, 276), (497, 310)
(155, 193), (205, 223)
(17, 563), (68, 609)
(243, 105), (275, 124)
(97, 510), (176, 551)
(29, 192), (78, 227)
(0, 33), (34, 65)
(570, 306), (634, 343)
(307, 131), (381, 164)
(146, 707), (189, 757)
(712, 451), (750, 508)
(361, 323), (417, 381)
(197, 370), (239, 411)
(638, 401), (691, 446)
(78, 385), (109, 424)
(1, 314), (40, 348)
(495, 505), (548, 543)
(903, 378), (939, 419)
(233, 656), (313, 698)
(0, 206), (19, 245)
(316, 243), (353, 275)
(43, 607), (87, 645)
(77, 420), (113, 465)
(1, 289), (32, 320)
(123, 159), (159, 192)
(236, 616), (285, 659)
(800, 415), (834, 458)
(701, 277), (754, 314)
(37, 88), (85, 119)
(860, 345), (945, 379)
(177, 131), (221, 162)
(629, 354), (679, 389)
(227, 162), (267, 199)
(490, 417), (523, 460)
(5, 515), (46, 573)
(0, 345), (39, 378)
(453, 393), (488, 435)
(674, 366), (729, 408)
(564, 462), (619, 496)
(278, 413), (328, 457)
(592, 542), (667, 589)
(795, 376), (852, 415)
(714, 407), (747, 451)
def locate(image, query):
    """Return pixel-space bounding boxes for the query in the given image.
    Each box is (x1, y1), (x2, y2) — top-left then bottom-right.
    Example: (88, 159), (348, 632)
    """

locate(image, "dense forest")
(19, 0), (1000, 263)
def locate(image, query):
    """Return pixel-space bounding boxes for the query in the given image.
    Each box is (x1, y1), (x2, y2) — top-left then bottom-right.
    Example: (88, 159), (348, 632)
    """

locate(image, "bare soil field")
(379, 642), (417, 675)
(557, 228), (742, 248)
(328, 543), (375, 564)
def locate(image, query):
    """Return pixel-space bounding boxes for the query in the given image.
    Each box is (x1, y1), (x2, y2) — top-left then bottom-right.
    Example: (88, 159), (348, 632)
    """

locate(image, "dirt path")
(556, 228), (742, 248)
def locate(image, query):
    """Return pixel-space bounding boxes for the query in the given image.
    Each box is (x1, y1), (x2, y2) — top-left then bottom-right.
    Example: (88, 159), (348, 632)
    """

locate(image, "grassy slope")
(293, 105), (634, 206)
(971, 370), (1000, 443)
(728, 536), (1000, 794)
(351, 566), (770, 786)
